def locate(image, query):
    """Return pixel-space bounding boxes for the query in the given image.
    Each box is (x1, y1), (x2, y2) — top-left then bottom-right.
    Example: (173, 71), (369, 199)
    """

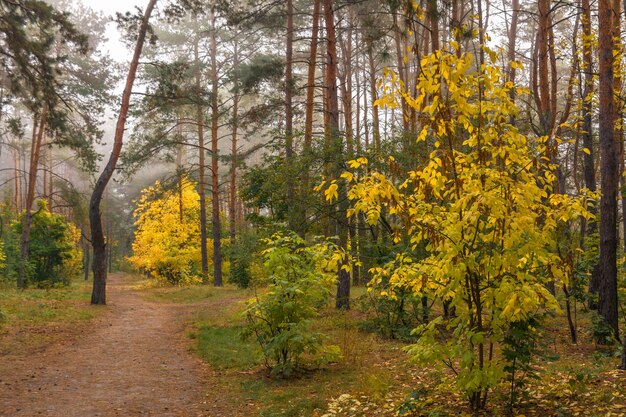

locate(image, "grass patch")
(192, 324), (261, 370)
(0, 279), (97, 326)
(0, 279), (102, 354)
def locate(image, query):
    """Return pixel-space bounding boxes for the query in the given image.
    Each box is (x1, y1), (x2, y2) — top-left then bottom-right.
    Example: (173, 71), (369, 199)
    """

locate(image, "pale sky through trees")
(79, 0), (146, 62)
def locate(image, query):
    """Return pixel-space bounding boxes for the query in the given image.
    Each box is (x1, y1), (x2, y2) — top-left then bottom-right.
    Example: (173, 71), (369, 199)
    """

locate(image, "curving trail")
(0, 274), (212, 417)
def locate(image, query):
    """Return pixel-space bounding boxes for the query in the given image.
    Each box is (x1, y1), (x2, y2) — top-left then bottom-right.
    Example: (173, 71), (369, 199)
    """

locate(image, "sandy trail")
(0, 274), (211, 416)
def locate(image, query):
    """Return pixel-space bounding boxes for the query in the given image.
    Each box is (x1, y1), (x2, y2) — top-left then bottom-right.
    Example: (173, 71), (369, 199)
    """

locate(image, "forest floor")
(0, 273), (213, 416)
(1, 274), (626, 416)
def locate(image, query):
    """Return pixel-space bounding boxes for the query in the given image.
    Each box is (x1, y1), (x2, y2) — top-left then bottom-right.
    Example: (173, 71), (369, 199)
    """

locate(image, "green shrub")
(228, 231), (260, 289)
(242, 232), (341, 377)
(6, 201), (82, 287)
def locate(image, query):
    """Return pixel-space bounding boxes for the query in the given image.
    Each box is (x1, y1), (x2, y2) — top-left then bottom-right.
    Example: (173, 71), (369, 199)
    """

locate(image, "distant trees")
(0, 0), (109, 289)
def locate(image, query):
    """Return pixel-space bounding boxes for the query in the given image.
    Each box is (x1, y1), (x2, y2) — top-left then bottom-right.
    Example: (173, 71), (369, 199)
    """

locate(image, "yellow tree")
(0, 239), (5, 270)
(332, 47), (593, 410)
(128, 177), (208, 284)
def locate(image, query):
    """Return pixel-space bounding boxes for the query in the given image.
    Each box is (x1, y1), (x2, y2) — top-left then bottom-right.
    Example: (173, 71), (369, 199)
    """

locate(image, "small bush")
(228, 231), (260, 289)
(242, 232), (341, 377)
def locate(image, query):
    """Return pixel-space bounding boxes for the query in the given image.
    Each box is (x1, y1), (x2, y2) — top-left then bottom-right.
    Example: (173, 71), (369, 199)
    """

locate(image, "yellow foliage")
(340, 46), (595, 401)
(0, 239), (5, 270)
(128, 177), (210, 284)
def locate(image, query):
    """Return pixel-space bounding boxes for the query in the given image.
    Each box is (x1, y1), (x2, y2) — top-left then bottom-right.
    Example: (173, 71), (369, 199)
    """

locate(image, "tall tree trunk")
(362, 57), (370, 149)
(581, 0), (600, 299)
(13, 147), (21, 215)
(392, 11), (409, 133)
(301, 0), (321, 237)
(210, 8), (223, 287)
(46, 139), (53, 211)
(89, 0), (156, 305)
(324, 0), (350, 310)
(597, 0), (620, 338)
(507, 0), (519, 99)
(230, 40), (239, 243)
(537, 0), (552, 133)
(354, 27), (361, 154)
(285, 0), (296, 232)
(18, 110), (47, 289)
(367, 47), (380, 152)
(194, 35), (209, 282)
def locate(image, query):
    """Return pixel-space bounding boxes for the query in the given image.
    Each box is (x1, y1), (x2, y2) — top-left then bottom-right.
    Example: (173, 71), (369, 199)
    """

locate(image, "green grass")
(0, 279), (102, 354)
(0, 279), (97, 326)
(191, 324), (261, 370)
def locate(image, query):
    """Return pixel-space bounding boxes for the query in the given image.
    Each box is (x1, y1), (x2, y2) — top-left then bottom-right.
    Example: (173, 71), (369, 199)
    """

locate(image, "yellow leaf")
(325, 183), (339, 202)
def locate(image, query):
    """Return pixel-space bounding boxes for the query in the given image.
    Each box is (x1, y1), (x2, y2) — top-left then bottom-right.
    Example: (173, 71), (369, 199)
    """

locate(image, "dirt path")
(0, 274), (212, 416)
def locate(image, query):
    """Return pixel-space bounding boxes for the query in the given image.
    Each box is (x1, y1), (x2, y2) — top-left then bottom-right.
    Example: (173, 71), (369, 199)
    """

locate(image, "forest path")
(0, 273), (212, 416)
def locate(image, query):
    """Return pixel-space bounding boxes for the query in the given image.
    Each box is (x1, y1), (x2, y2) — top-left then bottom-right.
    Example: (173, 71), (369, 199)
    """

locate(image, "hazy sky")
(79, 0), (148, 62)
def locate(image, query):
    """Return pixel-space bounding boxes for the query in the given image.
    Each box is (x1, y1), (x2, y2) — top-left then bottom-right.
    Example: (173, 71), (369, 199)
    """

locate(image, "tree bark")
(367, 46), (380, 152)
(537, 0), (552, 133)
(83, 237), (90, 281)
(193, 35), (209, 282)
(597, 0), (620, 338)
(301, 0), (321, 237)
(210, 8), (223, 287)
(230, 40), (239, 243)
(13, 147), (21, 214)
(580, 0), (599, 299)
(285, 0), (296, 232)
(324, 0), (350, 310)
(89, 0), (156, 305)
(18, 109), (47, 289)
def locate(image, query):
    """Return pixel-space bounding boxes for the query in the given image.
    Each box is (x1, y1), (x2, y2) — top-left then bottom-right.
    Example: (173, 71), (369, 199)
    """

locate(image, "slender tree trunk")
(339, 12), (359, 285)
(393, 11), (409, 133)
(324, 0), (350, 310)
(580, 0), (600, 299)
(83, 237), (90, 281)
(367, 46), (380, 152)
(597, 0), (620, 338)
(507, 0), (519, 100)
(46, 139), (53, 211)
(42, 140), (48, 206)
(194, 36), (209, 282)
(301, 0), (321, 237)
(230, 40), (239, 243)
(612, 0), (625, 251)
(210, 8), (223, 287)
(354, 27), (361, 154)
(89, 0), (156, 304)
(13, 147), (21, 215)
(285, 0), (296, 232)
(537, 0), (552, 133)
(362, 59), (370, 149)
(18, 110), (47, 289)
